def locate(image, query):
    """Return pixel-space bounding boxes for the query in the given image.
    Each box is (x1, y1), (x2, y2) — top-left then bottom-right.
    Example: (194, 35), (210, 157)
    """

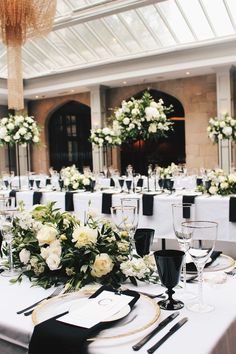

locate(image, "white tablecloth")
(0, 276), (236, 354)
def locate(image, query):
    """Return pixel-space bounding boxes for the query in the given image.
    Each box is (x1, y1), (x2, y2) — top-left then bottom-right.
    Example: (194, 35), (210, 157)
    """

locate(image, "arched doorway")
(120, 89), (185, 174)
(48, 101), (92, 171)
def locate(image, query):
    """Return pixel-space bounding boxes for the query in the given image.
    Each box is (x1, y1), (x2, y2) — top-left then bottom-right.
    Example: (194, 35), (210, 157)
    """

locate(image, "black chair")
(134, 228), (155, 256)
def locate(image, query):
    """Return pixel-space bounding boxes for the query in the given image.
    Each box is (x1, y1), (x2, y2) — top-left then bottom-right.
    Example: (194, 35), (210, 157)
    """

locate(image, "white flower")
(72, 226), (97, 248)
(82, 177), (90, 186)
(145, 106), (160, 119)
(148, 123), (157, 133)
(18, 127), (27, 135)
(222, 126), (233, 137)
(1, 118), (8, 125)
(91, 253), (114, 278)
(123, 117), (130, 125)
(33, 136), (39, 143)
(46, 253), (61, 271)
(19, 249), (30, 264)
(102, 127), (110, 135)
(228, 174), (236, 182)
(6, 123), (14, 130)
(120, 258), (150, 279)
(219, 121), (226, 128)
(220, 182), (229, 189)
(0, 127), (7, 139)
(36, 225), (58, 245)
(209, 186), (218, 195)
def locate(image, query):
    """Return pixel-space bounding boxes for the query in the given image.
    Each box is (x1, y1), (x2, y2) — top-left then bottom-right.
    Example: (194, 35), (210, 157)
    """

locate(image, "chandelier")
(0, 0), (56, 110)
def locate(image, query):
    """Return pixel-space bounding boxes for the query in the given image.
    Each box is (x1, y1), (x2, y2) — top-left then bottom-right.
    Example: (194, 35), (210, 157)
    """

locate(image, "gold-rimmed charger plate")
(187, 254), (235, 274)
(32, 288), (160, 340)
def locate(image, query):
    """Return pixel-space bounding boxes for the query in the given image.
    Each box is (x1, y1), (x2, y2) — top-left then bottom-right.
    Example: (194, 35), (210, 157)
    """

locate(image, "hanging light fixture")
(0, 0), (56, 110)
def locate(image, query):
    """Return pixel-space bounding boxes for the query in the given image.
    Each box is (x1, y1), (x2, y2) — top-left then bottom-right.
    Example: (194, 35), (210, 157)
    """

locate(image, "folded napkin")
(102, 193), (113, 214)
(186, 251), (222, 273)
(28, 285), (139, 354)
(65, 192), (75, 212)
(110, 178), (115, 187)
(142, 194), (156, 216)
(229, 196), (236, 222)
(9, 190), (17, 207)
(182, 195), (197, 219)
(33, 191), (42, 205)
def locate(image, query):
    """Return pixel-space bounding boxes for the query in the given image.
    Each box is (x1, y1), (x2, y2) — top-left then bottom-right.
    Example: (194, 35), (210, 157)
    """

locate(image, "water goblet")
(58, 179), (64, 191)
(154, 250), (185, 310)
(134, 228), (154, 257)
(111, 205), (138, 255)
(125, 180), (132, 193)
(118, 178), (124, 193)
(158, 178), (164, 192)
(172, 203), (196, 300)
(181, 221), (218, 313)
(29, 179), (34, 190)
(35, 180), (41, 190)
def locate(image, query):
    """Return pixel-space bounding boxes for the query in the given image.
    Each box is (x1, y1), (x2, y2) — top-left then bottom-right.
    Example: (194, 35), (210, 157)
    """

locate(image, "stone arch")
(47, 100), (92, 171)
(120, 88), (185, 173)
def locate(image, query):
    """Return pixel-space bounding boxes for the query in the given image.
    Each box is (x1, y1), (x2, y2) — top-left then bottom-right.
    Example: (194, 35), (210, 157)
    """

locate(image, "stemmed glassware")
(172, 203), (196, 300)
(0, 210), (19, 277)
(118, 178), (124, 193)
(181, 221), (218, 313)
(111, 205), (138, 256)
(154, 250), (185, 310)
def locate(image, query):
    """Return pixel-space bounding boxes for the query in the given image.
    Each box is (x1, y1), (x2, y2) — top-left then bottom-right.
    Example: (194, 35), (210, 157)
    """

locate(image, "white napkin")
(57, 290), (132, 328)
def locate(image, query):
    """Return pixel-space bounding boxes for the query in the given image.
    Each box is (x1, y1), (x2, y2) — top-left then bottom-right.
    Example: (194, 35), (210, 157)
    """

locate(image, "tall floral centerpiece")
(11, 203), (158, 290)
(90, 127), (122, 173)
(60, 165), (95, 191)
(112, 91), (173, 143)
(0, 114), (40, 188)
(207, 114), (236, 173)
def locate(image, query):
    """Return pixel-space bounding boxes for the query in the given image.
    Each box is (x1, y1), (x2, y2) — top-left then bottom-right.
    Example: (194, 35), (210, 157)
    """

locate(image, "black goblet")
(118, 178), (124, 193)
(58, 179), (64, 191)
(154, 250), (185, 310)
(35, 180), (41, 189)
(134, 228), (154, 256)
(125, 180), (132, 193)
(158, 178), (164, 191)
(166, 179), (174, 193)
(29, 179), (34, 190)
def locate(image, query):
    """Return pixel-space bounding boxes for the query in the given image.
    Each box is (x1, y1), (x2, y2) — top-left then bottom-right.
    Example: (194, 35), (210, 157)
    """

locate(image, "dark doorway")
(48, 101), (92, 171)
(120, 89), (185, 174)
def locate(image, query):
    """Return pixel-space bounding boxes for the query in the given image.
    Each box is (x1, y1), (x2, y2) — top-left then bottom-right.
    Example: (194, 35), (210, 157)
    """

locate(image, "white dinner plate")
(32, 287), (160, 340)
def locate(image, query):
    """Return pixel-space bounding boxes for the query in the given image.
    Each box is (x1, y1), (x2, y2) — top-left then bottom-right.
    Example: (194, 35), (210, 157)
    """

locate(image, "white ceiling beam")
(53, 0), (166, 31)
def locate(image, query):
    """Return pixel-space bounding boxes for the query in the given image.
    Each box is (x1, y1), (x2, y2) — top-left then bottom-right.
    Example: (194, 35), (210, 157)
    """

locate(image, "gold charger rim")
(32, 289), (160, 340)
(187, 254), (235, 274)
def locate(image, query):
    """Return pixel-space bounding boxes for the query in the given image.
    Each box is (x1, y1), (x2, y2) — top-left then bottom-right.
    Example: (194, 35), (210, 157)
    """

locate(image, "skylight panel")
(120, 10), (158, 50)
(139, 5), (176, 47)
(104, 15), (140, 53)
(177, 0), (214, 40)
(56, 0), (72, 16)
(88, 19), (128, 56)
(157, 0), (195, 43)
(224, 0), (236, 29)
(201, 0), (234, 36)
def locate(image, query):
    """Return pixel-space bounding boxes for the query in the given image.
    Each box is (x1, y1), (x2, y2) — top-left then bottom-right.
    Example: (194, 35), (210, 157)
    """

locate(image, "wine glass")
(125, 180), (132, 193)
(0, 210), (20, 277)
(172, 203), (196, 300)
(134, 228), (154, 257)
(111, 205), (138, 255)
(154, 250), (185, 310)
(118, 178), (124, 193)
(181, 221), (218, 313)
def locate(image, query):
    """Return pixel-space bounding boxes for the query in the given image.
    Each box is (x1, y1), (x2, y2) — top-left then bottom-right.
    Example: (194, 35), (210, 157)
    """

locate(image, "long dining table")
(0, 273), (236, 354)
(1, 189), (236, 242)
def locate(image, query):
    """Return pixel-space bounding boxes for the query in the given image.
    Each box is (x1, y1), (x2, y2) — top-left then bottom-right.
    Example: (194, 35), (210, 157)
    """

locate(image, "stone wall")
(28, 74), (218, 173)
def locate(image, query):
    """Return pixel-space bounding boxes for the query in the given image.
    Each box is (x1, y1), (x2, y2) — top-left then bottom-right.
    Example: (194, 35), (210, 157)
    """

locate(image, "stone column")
(90, 85), (107, 173)
(216, 66), (235, 173)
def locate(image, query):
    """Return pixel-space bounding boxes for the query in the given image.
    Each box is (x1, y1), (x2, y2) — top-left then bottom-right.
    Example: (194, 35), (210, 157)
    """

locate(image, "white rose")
(72, 182), (79, 189)
(1, 118), (8, 125)
(33, 136), (40, 143)
(13, 132), (20, 140)
(145, 106), (160, 119)
(102, 127), (110, 135)
(131, 108), (139, 115)
(19, 249), (30, 264)
(220, 182), (228, 189)
(209, 186), (218, 195)
(83, 177), (90, 186)
(123, 117), (130, 125)
(222, 126), (232, 137)
(72, 226), (97, 248)
(91, 253), (114, 278)
(228, 174), (236, 182)
(36, 225), (58, 245)
(148, 123), (157, 133)
(219, 121), (226, 128)
(7, 123), (14, 130)
(46, 253), (61, 271)
(0, 127), (7, 139)
(18, 127), (27, 135)
(4, 136), (10, 142)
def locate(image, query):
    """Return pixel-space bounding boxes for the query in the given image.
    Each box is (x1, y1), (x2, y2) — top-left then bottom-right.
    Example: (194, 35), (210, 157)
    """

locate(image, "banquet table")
(0, 274), (236, 354)
(1, 189), (236, 242)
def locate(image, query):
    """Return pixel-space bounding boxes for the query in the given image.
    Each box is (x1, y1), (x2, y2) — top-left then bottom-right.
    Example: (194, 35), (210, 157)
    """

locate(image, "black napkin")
(182, 195), (197, 218)
(46, 178), (51, 186)
(102, 193), (112, 214)
(229, 196), (236, 222)
(137, 178), (143, 188)
(9, 190), (17, 207)
(110, 178), (115, 187)
(33, 191), (42, 205)
(28, 285), (140, 354)
(65, 192), (75, 212)
(186, 251), (222, 273)
(142, 194), (156, 216)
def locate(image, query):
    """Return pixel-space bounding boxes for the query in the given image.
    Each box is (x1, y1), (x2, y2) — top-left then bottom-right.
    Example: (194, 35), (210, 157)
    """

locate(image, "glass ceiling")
(1, 0), (236, 79)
